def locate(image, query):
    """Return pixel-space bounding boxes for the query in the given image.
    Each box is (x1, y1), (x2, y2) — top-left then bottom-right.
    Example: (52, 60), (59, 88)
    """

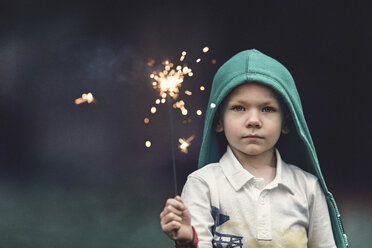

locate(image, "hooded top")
(198, 49), (348, 248)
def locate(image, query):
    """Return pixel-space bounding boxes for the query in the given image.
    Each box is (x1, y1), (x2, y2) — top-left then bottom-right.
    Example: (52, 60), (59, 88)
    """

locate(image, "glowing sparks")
(185, 90), (192, 96)
(150, 57), (193, 100)
(145, 46), (213, 154)
(173, 100), (188, 115)
(182, 109), (188, 115)
(178, 135), (195, 154)
(147, 59), (155, 67)
(182, 119), (193, 124)
(151, 107), (157, 114)
(74, 92), (96, 105)
(180, 51), (187, 62)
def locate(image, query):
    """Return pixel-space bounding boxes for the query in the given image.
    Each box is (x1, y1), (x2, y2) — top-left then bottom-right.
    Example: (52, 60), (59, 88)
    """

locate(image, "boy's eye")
(232, 106), (245, 111)
(262, 106), (275, 112)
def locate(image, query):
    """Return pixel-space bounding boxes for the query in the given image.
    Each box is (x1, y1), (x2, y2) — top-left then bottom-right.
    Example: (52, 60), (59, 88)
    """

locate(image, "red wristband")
(175, 226), (198, 248)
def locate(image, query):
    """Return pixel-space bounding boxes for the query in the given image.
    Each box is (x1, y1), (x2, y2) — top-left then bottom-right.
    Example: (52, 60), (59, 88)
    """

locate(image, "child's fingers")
(161, 211), (183, 225)
(164, 197), (186, 212)
(160, 205), (183, 228)
(161, 203), (183, 217)
(175, 195), (184, 203)
(161, 220), (181, 234)
(168, 197), (185, 208)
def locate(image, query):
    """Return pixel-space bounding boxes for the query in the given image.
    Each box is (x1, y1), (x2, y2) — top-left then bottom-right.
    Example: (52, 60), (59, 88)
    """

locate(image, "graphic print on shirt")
(211, 206), (243, 248)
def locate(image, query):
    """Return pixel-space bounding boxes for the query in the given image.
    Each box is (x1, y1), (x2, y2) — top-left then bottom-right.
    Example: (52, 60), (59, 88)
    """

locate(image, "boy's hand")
(160, 196), (193, 244)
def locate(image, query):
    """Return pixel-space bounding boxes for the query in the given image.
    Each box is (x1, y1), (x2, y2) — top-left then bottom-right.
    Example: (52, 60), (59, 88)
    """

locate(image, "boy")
(160, 49), (348, 248)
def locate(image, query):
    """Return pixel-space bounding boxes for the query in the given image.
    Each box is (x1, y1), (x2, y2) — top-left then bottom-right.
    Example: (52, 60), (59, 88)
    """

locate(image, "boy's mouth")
(243, 134), (263, 139)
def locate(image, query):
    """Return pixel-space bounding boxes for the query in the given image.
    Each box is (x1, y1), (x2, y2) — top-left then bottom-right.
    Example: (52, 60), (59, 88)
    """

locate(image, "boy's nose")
(245, 110), (262, 128)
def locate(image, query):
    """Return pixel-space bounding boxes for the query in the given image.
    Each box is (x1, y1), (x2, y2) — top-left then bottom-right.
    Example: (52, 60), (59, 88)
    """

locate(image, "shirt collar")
(220, 146), (294, 194)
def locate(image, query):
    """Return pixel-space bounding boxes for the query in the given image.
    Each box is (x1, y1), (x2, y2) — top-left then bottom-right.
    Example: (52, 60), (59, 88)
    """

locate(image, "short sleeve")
(307, 180), (337, 248)
(181, 176), (215, 248)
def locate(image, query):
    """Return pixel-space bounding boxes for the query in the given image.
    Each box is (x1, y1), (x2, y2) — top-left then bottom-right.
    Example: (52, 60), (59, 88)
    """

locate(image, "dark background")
(0, 1), (370, 247)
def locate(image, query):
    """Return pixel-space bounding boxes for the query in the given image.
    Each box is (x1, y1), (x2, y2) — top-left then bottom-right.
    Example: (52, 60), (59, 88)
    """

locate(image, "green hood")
(198, 49), (348, 248)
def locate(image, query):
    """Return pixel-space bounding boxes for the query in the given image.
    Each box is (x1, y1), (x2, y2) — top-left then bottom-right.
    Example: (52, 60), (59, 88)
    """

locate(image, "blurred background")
(0, 0), (370, 247)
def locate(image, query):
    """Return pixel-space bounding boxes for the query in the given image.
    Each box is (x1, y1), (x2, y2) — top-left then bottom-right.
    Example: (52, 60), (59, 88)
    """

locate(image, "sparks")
(185, 90), (192, 96)
(173, 100), (188, 115)
(74, 92), (96, 105)
(149, 55), (193, 100)
(151, 106), (157, 114)
(147, 59), (155, 67)
(178, 135), (195, 154)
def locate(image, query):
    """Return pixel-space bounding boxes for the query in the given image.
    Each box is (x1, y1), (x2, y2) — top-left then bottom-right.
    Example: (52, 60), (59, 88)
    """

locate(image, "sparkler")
(145, 47), (214, 195)
(148, 52), (195, 195)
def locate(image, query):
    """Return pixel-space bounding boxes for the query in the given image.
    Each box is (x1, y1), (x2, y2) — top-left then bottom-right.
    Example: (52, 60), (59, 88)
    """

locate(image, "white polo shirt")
(181, 146), (336, 248)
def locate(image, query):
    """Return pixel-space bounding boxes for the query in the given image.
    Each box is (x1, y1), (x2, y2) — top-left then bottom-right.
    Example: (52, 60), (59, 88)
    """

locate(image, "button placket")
(257, 190), (272, 241)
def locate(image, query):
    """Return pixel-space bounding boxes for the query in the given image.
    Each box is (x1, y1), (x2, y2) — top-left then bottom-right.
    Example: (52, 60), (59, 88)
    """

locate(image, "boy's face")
(216, 82), (287, 161)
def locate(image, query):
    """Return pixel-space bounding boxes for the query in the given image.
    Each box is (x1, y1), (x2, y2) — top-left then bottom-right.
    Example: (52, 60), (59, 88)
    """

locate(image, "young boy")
(160, 49), (348, 248)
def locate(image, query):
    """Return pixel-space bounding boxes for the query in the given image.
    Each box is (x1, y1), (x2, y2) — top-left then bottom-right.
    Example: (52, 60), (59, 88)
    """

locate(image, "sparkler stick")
(167, 95), (178, 195)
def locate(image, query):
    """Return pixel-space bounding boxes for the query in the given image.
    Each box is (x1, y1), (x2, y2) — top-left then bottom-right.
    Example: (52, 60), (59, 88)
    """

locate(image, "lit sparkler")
(148, 51), (196, 195)
(145, 47), (213, 195)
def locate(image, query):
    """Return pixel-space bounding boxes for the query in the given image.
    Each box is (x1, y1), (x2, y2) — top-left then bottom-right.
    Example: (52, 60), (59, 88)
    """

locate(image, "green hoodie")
(198, 49), (348, 248)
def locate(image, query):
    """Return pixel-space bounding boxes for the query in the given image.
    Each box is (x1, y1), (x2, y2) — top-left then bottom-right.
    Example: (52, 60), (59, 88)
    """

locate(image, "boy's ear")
(281, 126), (290, 134)
(215, 119), (224, 133)
(281, 113), (291, 134)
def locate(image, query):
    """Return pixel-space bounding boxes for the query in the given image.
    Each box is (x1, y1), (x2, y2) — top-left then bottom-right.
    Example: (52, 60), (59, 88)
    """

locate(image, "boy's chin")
(234, 146), (275, 157)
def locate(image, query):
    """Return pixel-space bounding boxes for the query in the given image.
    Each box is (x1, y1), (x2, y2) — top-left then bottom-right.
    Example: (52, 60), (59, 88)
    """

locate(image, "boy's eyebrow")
(228, 99), (279, 106)
(259, 100), (279, 106)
